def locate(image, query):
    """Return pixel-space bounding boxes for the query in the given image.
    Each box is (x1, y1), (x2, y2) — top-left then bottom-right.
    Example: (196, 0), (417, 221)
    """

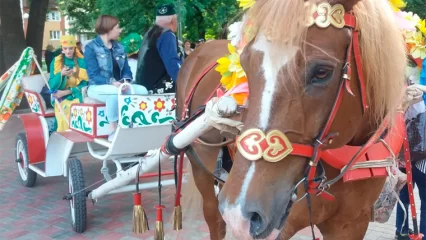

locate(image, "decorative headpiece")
(60, 35), (77, 47)
(121, 33), (142, 56)
(156, 4), (176, 16)
(306, 3), (346, 29)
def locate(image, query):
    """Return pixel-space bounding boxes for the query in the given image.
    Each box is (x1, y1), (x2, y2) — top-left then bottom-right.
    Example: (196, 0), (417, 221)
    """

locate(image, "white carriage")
(15, 73), (178, 233)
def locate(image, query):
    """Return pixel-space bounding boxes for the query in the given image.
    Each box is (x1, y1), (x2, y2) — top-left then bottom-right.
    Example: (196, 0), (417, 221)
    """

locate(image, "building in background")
(20, 0), (90, 55)
(22, 0), (65, 52)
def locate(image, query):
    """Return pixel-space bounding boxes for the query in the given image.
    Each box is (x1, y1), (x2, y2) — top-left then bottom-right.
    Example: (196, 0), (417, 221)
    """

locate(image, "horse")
(176, 0), (407, 239)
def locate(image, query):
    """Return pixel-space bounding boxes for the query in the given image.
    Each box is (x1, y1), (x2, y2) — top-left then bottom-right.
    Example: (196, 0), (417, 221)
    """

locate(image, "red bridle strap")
(303, 12), (371, 199)
(301, 13), (359, 197)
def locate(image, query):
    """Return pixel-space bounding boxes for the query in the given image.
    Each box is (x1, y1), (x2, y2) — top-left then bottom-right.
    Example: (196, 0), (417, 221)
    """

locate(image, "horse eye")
(311, 66), (334, 84)
(315, 69), (329, 79)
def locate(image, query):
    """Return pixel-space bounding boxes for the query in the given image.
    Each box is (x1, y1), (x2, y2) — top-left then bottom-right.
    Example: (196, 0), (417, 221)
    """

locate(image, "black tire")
(15, 132), (37, 187)
(68, 158), (87, 233)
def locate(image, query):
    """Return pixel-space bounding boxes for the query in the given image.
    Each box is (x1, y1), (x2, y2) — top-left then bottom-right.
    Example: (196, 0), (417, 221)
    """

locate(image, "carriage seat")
(21, 73), (54, 116)
(81, 86), (104, 105)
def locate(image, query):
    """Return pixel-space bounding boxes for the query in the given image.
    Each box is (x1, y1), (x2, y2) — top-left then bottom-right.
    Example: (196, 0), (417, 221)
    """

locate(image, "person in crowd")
(195, 38), (205, 48)
(183, 40), (193, 59)
(44, 44), (54, 73)
(136, 3), (182, 94)
(395, 58), (426, 240)
(48, 35), (88, 132)
(121, 32), (142, 77)
(84, 15), (148, 141)
(76, 41), (84, 55)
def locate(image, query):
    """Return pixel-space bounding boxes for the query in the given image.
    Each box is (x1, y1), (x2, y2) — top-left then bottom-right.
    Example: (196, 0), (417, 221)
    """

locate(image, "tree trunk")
(26, 0), (49, 73)
(0, 0), (27, 74)
(221, 22), (228, 40)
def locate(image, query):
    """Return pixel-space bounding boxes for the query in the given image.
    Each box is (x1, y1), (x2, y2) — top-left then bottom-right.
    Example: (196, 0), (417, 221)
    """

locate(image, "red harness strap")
(403, 131), (424, 239)
(180, 62), (218, 120)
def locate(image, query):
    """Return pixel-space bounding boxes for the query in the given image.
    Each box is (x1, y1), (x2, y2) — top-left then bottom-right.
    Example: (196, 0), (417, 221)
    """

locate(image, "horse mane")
(242, 0), (406, 125)
(354, 0), (406, 124)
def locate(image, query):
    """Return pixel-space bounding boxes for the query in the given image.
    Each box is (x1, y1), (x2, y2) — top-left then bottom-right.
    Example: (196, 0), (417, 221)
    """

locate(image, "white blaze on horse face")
(252, 34), (298, 130)
(222, 162), (256, 236)
(238, 161), (256, 203)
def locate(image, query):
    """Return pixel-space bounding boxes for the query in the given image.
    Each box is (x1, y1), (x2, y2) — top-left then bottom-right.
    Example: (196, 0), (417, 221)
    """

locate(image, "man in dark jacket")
(136, 4), (182, 94)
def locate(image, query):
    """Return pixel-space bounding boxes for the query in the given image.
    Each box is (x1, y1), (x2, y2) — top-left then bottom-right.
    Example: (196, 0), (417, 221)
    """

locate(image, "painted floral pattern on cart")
(25, 92), (42, 114)
(70, 105), (93, 134)
(96, 107), (112, 136)
(119, 94), (176, 128)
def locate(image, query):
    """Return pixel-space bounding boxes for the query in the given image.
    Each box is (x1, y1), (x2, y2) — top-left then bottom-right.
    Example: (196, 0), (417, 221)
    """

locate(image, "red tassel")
(173, 152), (185, 230)
(154, 205), (165, 240)
(132, 192), (148, 234)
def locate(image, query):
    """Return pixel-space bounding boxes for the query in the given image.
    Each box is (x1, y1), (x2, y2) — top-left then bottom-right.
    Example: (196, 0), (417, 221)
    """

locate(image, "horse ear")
(340, 0), (362, 11)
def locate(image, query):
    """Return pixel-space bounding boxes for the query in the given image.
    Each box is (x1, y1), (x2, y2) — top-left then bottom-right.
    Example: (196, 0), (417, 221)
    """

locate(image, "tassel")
(154, 205), (165, 240)
(172, 205), (182, 230)
(132, 192), (149, 234)
(172, 152), (185, 230)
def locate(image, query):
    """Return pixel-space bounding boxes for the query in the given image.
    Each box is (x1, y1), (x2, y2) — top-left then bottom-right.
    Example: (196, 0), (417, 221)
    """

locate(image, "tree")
(0, 0), (49, 110)
(58, 0), (240, 42)
(0, 0), (27, 74)
(97, 0), (157, 36)
(182, 0), (240, 41)
(57, 0), (99, 35)
(26, 0), (50, 72)
(0, 0), (50, 74)
(405, 0), (426, 19)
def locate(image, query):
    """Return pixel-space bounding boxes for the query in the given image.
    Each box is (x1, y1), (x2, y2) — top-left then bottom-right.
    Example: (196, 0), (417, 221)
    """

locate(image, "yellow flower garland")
(237, 0), (255, 10)
(393, 1), (426, 61)
(389, 0), (407, 12)
(215, 43), (248, 105)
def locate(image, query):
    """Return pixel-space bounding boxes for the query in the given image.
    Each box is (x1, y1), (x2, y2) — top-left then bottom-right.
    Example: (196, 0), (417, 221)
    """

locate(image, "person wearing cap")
(121, 33), (142, 77)
(195, 38), (205, 48)
(48, 35), (88, 132)
(136, 3), (182, 94)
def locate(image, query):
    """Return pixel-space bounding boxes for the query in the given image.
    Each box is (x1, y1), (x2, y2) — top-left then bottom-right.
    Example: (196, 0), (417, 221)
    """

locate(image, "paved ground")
(0, 116), (422, 240)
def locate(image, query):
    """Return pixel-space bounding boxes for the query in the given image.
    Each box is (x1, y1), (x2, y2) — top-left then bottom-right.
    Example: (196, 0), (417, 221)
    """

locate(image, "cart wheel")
(15, 132), (37, 187)
(68, 158), (87, 233)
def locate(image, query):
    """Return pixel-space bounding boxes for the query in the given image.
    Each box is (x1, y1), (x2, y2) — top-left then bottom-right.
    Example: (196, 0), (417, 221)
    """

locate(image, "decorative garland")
(389, 0), (426, 65)
(237, 0), (255, 10)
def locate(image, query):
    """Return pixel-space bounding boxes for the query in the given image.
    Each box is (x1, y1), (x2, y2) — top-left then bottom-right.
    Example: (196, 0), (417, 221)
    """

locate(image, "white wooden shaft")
(88, 150), (169, 199)
(172, 114), (212, 149)
(107, 179), (177, 195)
(88, 97), (238, 200)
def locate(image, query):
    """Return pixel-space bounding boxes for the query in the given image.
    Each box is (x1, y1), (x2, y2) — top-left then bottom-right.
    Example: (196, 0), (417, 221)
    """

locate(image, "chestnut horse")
(177, 0), (406, 239)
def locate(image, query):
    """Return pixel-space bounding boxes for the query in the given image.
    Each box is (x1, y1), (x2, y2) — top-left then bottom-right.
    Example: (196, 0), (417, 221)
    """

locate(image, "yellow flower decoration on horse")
(215, 43), (248, 105)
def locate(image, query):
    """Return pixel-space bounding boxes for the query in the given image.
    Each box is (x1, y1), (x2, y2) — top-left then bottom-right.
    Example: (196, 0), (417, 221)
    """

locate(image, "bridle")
(236, 2), (393, 200)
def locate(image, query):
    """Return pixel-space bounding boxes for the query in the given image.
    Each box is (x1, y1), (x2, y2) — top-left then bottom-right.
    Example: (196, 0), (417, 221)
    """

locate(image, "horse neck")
(349, 113), (378, 146)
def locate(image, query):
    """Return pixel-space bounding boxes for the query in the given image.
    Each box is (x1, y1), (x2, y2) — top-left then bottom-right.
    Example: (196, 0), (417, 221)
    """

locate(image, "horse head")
(218, 0), (406, 239)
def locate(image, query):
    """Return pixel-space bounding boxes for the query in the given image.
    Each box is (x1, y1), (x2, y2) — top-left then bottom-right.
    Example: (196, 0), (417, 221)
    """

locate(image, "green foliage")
(57, 0), (99, 34)
(97, 0), (156, 36)
(58, 0), (241, 40)
(405, 0), (426, 19)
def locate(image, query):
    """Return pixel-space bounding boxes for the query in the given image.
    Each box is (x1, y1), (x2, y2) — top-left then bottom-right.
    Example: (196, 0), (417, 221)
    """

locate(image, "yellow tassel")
(154, 221), (165, 240)
(172, 205), (182, 230)
(132, 205), (149, 234)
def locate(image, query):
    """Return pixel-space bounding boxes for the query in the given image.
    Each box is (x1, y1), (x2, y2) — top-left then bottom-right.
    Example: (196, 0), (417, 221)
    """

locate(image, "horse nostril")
(249, 211), (265, 236)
